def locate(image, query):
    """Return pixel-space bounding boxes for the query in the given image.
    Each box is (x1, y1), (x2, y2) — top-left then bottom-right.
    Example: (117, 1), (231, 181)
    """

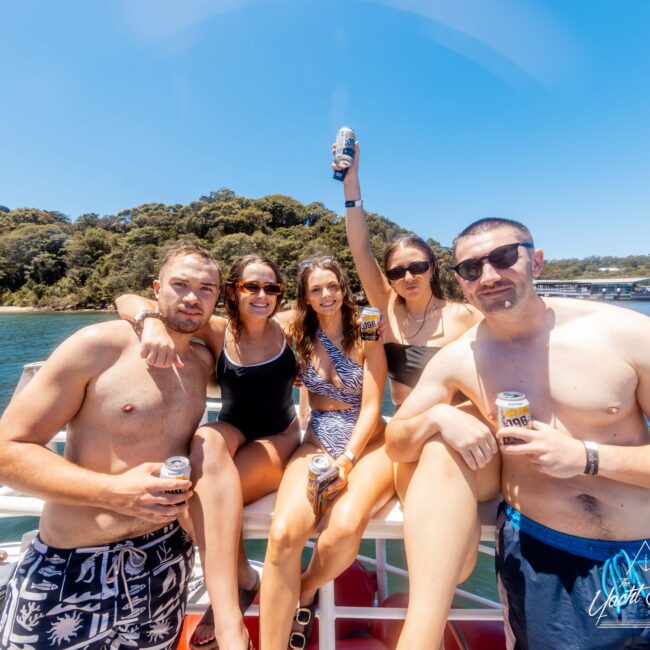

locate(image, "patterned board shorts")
(0, 522), (194, 650)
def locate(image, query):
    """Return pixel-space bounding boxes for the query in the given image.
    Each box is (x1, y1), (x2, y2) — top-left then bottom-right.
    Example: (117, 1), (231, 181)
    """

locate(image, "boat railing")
(0, 362), (503, 649)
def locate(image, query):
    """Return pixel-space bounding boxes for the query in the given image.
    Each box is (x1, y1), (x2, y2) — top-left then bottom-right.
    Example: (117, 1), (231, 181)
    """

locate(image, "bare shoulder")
(189, 340), (216, 374)
(442, 299), (482, 327)
(547, 298), (650, 360)
(194, 314), (226, 353)
(33, 320), (132, 381)
(275, 308), (296, 332)
(547, 297), (649, 332)
(61, 320), (133, 359)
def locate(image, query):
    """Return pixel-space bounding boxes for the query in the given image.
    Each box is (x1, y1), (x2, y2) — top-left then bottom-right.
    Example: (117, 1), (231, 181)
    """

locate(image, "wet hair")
(382, 234), (445, 302)
(291, 256), (359, 370)
(224, 254), (285, 342)
(452, 218), (534, 262)
(158, 240), (219, 279)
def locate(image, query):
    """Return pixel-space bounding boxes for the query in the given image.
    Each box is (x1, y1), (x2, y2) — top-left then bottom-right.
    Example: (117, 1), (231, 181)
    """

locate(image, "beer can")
(333, 126), (355, 181)
(160, 455), (191, 493)
(360, 306), (381, 341)
(307, 454), (339, 518)
(496, 391), (532, 445)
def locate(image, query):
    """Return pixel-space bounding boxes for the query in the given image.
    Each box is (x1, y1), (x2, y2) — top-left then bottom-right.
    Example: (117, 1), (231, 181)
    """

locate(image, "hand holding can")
(496, 392), (532, 445)
(333, 126), (356, 181)
(307, 455), (339, 518)
(360, 307), (381, 341)
(160, 456), (191, 494)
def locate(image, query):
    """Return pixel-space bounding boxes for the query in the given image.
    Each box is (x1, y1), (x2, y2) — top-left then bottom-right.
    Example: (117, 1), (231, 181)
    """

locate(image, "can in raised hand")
(360, 306), (381, 341)
(333, 126), (356, 181)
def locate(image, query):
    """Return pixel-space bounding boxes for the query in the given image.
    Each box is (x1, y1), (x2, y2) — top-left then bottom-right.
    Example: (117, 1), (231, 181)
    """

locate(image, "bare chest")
(463, 335), (638, 435)
(73, 354), (207, 452)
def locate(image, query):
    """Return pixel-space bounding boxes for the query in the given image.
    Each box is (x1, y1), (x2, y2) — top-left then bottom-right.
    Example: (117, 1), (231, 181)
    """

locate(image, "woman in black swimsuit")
(116, 253), (300, 650)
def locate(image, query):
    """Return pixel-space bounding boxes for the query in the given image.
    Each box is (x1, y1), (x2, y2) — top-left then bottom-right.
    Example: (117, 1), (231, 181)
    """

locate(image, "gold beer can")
(307, 454), (339, 517)
(496, 391), (532, 445)
(360, 306), (381, 341)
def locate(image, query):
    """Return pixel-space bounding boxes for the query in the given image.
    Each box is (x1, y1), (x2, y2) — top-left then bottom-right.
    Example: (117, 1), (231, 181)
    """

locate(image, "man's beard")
(165, 313), (206, 334)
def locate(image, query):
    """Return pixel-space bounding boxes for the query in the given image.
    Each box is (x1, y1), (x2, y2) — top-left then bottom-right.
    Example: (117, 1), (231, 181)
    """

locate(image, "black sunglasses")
(235, 281), (284, 296)
(386, 260), (432, 281)
(451, 242), (534, 281)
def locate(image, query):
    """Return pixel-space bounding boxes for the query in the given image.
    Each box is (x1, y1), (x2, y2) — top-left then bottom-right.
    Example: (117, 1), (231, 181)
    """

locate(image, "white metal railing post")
(318, 581), (336, 649)
(375, 539), (388, 603)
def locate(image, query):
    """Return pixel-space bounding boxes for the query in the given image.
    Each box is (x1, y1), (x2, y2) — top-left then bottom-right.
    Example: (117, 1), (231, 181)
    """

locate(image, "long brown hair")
(291, 257), (358, 369)
(383, 234), (445, 303)
(224, 254), (285, 342)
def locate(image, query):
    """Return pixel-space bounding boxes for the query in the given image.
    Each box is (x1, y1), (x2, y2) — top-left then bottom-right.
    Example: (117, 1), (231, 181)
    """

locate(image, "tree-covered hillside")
(0, 190), (458, 308)
(540, 256), (650, 279)
(2, 194), (648, 309)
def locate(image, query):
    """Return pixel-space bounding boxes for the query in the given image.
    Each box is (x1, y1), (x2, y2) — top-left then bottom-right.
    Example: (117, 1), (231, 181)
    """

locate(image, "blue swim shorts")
(496, 502), (650, 650)
(0, 522), (194, 649)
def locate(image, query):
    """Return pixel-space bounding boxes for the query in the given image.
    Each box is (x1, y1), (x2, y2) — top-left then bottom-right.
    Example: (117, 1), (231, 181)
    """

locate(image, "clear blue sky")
(1, 0), (649, 259)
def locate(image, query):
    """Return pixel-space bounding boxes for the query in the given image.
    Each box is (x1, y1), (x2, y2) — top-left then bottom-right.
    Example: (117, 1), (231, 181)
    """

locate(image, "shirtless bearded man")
(0, 242), (243, 649)
(387, 218), (650, 649)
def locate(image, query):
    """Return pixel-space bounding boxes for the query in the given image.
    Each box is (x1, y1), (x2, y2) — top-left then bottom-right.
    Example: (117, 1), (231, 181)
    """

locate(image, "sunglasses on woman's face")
(298, 256), (334, 268)
(386, 260), (432, 281)
(451, 242), (535, 281)
(236, 281), (284, 296)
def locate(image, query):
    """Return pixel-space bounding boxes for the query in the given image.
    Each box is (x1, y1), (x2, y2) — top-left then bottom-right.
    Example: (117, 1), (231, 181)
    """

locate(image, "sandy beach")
(0, 306), (40, 313)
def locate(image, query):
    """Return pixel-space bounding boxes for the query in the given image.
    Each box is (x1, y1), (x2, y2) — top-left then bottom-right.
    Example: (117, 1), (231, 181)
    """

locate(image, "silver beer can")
(160, 455), (191, 493)
(496, 391), (532, 445)
(307, 454), (339, 517)
(333, 126), (355, 181)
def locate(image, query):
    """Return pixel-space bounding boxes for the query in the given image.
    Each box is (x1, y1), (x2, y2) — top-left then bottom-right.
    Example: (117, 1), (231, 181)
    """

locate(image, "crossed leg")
(394, 437), (500, 650)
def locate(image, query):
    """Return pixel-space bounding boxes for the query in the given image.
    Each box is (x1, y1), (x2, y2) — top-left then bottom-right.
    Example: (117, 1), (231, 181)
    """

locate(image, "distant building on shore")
(534, 277), (650, 300)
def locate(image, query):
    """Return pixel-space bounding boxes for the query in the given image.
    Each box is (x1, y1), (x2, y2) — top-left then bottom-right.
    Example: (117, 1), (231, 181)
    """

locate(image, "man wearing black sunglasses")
(387, 217), (650, 649)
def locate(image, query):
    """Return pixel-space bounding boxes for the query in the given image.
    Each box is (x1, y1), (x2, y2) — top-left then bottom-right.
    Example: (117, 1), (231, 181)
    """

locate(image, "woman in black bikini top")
(337, 138), (501, 650)
(338, 143), (481, 409)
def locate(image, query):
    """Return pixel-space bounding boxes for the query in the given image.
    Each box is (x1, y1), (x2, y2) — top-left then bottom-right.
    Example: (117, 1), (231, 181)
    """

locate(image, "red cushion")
(308, 639), (389, 649)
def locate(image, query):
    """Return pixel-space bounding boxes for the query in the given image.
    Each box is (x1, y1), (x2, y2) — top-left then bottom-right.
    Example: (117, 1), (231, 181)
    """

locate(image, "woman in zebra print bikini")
(259, 256), (394, 650)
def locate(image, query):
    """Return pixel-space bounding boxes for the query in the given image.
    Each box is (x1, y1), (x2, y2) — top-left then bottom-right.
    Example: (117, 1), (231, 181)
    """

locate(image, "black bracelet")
(583, 441), (599, 476)
(344, 199), (363, 208)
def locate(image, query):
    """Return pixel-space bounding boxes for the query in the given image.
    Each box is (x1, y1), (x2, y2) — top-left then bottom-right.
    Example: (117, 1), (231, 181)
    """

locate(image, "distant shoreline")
(0, 307), (114, 314)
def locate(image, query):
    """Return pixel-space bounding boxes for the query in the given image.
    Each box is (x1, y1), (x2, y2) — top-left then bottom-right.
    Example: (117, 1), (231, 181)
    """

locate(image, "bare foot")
(189, 607), (216, 648)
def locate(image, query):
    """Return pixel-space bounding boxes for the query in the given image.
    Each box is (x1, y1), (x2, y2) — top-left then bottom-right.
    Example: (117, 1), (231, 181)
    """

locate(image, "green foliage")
(540, 255), (650, 279)
(3, 191), (645, 309)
